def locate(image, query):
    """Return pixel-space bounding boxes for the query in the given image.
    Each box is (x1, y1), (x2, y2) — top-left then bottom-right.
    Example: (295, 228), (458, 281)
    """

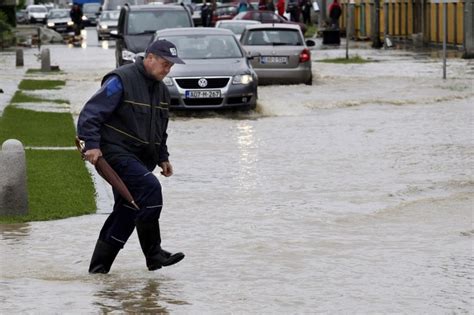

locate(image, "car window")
(83, 4), (101, 13)
(48, 10), (69, 18)
(217, 23), (247, 35)
(244, 29), (302, 46)
(160, 35), (243, 59)
(127, 11), (191, 34)
(29, 7), (47, 13)
(261, 12), (279, 23)
(101, 11), (120, 20)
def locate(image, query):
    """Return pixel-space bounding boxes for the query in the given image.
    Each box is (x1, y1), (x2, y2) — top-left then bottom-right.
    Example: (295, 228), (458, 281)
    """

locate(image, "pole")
(442, 0), (447, 79)
(346, 0), (350, 59)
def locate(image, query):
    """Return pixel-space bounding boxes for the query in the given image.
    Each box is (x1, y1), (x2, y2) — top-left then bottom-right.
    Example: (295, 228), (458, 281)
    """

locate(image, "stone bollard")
(0, 139), (29, 216)
(16, 49), (24, 67)
(41, 48), (51, 72)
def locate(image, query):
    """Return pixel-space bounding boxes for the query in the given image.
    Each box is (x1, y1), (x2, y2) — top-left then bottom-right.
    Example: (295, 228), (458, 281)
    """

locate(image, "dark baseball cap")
(145, 39), (185, 65)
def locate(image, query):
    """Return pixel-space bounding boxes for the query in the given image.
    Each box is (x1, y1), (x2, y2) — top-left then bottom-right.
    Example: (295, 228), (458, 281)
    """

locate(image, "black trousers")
(98, 158), (163, 248)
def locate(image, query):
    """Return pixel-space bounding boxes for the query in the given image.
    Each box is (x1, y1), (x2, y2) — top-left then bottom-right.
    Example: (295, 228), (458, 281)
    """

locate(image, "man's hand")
(159, 161), (173, 177)
(83, 148), (102, 165)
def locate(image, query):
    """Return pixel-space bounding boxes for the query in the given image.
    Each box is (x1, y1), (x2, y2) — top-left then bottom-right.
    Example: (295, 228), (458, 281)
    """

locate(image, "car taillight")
(299, 48), (311, 63)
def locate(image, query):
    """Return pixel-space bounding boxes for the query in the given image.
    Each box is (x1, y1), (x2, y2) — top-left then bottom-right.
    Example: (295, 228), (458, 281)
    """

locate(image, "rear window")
(127, 10), (191, 34)
(244, 29), (303, 46)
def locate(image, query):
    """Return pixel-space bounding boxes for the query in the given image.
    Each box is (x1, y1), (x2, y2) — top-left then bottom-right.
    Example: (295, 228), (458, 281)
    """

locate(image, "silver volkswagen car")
(240, 24), (315, 85)
(152, 27), (258, 110)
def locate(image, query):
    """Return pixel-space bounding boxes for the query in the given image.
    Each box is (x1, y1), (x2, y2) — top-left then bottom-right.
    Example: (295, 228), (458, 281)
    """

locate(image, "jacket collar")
(135, 57), (156, 82)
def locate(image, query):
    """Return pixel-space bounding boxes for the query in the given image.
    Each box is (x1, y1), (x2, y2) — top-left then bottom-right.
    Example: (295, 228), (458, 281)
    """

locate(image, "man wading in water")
(77, 40), (185, 273)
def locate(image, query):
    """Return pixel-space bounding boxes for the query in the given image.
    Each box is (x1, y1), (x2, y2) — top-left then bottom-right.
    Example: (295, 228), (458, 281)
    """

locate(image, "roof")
(244, 23), (302, 31)
(156, 27), (235, 36)
(126, 4), (187, 11)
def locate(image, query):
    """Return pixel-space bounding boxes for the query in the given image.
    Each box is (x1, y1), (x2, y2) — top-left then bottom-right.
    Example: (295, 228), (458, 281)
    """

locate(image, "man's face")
(144, 54), (174, 81)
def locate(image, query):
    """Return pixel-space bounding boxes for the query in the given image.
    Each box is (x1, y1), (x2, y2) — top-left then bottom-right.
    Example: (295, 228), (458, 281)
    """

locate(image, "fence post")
(464, 0), (474, 58)
(0, 139), (29, 216)
(16, 48), (24, 67)
(41, 48), (51, 72)
(372, 0), (383, 47)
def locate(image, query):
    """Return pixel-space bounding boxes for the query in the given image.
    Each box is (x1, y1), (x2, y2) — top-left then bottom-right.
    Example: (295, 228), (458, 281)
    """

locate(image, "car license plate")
(57, 27), (66, 31)
(260, 56), (288, 64)
(185, 90), (221, 98)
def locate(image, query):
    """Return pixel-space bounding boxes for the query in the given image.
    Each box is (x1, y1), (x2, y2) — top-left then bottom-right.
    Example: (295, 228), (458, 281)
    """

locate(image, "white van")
(26, 4), (48, 24)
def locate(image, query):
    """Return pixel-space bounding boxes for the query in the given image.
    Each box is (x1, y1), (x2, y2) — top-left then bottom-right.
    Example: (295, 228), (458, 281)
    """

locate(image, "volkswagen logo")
(198, 78), (208, 88)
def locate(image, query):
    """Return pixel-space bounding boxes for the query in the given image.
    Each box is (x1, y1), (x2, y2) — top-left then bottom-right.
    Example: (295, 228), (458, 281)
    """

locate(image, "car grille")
(183, 98), (223, 106)
(175, 77), (230, 89)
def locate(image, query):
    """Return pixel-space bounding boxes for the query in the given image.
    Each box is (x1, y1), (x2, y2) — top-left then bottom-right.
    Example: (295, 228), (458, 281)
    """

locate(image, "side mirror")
(306, 39), (316, 47)
(246, 51), (260, 60)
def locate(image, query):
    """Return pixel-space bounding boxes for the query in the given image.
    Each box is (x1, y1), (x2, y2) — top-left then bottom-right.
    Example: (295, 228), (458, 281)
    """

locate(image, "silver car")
(240, 24), (315, 85)
(96, 10), (120, 40)
(46, 9), (74, 34)
(152, 27), (258, 110)
(215, 19), (261, 41)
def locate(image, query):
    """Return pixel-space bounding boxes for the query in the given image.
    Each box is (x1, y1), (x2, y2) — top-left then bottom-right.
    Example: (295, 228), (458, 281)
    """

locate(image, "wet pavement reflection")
(1, 28), (473, 313)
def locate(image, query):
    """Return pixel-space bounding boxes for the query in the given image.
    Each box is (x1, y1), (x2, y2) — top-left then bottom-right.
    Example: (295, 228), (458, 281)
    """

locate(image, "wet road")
(1, 28), (473, 313)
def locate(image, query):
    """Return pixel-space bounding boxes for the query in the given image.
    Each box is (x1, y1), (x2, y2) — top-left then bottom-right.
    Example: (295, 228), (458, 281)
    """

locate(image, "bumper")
(167, 77), (257, 110)
(254, 64), (312, 85)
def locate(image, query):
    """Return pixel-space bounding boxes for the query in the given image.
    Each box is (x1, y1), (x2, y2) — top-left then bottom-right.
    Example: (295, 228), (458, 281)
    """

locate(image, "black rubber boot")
(136, 220), (185, 271)
(88, 239), (120, 274)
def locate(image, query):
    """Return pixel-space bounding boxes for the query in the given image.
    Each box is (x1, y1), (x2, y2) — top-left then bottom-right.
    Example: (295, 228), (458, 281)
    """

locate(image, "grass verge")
(0, 150), (96, 223)
(19, 79), (66, 90)
(0, 106), (76, 147)
(11, 90), (69, 104)
(317, 55), (373, 64)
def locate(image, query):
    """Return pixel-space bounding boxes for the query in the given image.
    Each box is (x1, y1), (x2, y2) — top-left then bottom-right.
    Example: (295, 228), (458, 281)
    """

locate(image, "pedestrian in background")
(237, 0), (253, 13)
(328, 0), (342, 29)
(258, 0), (266, 10)
(276, 0), (285, 17)
(77, 40), (186, 274)
(266, 0), (275, 12)
(287, 0), (300, 22)
(301, 0), (311, 24)
(70, 4), (83, 36)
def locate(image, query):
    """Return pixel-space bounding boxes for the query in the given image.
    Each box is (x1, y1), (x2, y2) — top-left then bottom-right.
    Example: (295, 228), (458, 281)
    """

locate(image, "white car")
(26, 5), (48, 24)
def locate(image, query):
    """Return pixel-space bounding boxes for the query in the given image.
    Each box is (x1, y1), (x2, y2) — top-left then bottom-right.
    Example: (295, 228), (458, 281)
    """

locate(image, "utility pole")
(372, 0), (383, 48)
(463, 0), (474, 58)
(442, 0), (447, 79)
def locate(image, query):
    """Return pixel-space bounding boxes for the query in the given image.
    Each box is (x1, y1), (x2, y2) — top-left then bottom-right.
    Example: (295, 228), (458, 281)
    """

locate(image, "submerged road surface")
(1, 32), (473, 313)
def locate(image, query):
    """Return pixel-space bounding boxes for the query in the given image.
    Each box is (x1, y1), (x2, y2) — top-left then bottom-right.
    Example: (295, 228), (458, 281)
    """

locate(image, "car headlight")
(67, 21), (74, 26)
(232, 74), (253, 85)
(47, 22), (54, 27)
(100, 24), (108, 29)
(162, 77), (173, 86)
(122, 50), (136, 62)
(82, 16), (88, 21)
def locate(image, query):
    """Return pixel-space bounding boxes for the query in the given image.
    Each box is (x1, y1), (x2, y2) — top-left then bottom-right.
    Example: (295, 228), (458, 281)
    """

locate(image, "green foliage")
(317, 55), (373, 64)
(0, 107), (76, 147)
(19, 79), (66, 90)
(0, 150), (96, 223)
(11, 90), (69, 104)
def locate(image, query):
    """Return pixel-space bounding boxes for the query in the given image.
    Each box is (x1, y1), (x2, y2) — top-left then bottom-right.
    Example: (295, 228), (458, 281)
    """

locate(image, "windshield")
(104, 0), (137, 10)
(29, 7), (47, 13)
(244, 29), (303, 46)
(83, 4), (100, 13)
(127, 11), (191, 34)
(159, 34), (243, 59)
(48, 10), (69, 18)
(100, 11), (120, 20)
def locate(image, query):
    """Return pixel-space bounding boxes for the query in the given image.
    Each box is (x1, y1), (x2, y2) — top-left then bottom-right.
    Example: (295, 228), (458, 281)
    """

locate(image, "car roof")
(217, 20), (261, 25)
(126, 4), (187, 11)
(156, 27), (235, 36)
(245, 23), (301, 31)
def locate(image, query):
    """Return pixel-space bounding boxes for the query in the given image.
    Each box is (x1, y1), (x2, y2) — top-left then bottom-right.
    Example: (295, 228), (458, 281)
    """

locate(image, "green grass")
(317, 55), (373, 64)
(0, 150), (96, 223)
(0, 107), (76, 147)
(19, 79), (65, 90)
(11, 90), (69, 104)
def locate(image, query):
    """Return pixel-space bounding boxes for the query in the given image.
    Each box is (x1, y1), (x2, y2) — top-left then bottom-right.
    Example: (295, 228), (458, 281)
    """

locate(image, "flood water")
(1, 29), (473, 313)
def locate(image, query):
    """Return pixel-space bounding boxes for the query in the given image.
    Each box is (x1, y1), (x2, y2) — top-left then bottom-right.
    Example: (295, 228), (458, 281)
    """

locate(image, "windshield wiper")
(129, 30), (156, 35)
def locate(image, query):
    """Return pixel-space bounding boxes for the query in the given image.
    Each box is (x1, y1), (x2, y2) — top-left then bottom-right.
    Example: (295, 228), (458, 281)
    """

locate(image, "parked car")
(16, 10), (28, 24)
(96, 10), (120, 40)
(215, 19), (260, 40)
(82, 2), (101, 26)
(211, 4), (237, 26)
(26, 4), (48, 24)
(46, 9), (75, 34)
(240, 23), (315, 85)
(151, 27), (258, 110)
(112, 3), (194, 67)
(233, 10), (307, 35)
